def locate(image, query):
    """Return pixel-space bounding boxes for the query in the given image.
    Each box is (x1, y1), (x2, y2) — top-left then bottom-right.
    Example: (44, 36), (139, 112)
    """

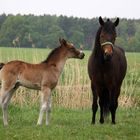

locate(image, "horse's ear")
(99, 16), (104, 26)
(59, 38), (67, 46)
(114, 18), (119, 27)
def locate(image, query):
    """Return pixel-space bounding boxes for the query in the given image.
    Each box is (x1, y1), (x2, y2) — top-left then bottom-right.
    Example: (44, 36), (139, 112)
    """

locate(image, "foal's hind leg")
(1, 87), (17, 126)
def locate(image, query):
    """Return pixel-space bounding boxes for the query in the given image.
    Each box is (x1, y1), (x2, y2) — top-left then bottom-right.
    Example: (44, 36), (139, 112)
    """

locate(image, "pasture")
(0, 106), (140, 140)
(0, 47), (140, 139)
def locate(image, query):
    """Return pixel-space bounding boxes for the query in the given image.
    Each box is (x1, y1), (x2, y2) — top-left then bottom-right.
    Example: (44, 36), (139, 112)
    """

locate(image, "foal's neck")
(47, 52), (67, 75)
(54, 56), (67, 73)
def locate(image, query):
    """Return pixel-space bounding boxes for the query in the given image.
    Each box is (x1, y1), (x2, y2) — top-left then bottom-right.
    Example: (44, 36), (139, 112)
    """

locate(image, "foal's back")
(0, 60), (51, 90)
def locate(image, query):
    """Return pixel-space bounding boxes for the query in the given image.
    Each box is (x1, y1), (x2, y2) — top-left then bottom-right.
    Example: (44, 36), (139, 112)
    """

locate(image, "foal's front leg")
(37, 87), (51, 126)
(46, 95), (52, 125)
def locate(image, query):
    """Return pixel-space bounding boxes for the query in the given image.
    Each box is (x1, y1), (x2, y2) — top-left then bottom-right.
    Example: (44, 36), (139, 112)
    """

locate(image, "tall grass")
(0, 47), (140, 109)
(120, 53), (140, 107)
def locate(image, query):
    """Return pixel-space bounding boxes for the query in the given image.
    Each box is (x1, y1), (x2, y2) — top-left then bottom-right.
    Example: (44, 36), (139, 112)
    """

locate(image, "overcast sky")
(0, 0), (139, 19)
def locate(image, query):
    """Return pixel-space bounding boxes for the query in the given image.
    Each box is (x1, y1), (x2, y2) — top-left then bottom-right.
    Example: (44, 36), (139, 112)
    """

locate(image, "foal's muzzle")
(78, 50), (85, 59)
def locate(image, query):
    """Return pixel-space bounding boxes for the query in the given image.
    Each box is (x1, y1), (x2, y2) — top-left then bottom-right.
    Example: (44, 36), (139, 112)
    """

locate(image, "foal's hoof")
(37, 123), (42, 126)
(3, 123), (8, 127)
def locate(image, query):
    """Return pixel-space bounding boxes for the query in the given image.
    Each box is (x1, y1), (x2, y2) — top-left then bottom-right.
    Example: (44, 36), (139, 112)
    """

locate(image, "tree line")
(0, 14), (140, 51)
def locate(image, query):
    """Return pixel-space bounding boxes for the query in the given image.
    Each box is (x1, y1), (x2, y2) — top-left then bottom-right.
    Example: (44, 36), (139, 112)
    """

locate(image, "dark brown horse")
(88, 17), (127, 124)
(0, 38), (85, 126)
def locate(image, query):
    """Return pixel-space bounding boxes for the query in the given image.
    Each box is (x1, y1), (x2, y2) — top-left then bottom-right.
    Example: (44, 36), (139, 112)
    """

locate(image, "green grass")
(0, 106), (140, 140)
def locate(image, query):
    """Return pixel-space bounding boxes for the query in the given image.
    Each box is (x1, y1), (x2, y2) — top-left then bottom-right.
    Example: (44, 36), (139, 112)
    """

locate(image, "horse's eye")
(100, 35), (104, 38)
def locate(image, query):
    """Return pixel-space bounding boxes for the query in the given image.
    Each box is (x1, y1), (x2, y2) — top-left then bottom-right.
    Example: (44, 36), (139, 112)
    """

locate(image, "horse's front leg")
(110, 88), (120, 124)
(37, 86), (51, 126)
(99, 96), (104, 124)
(91, 84), (98, 125)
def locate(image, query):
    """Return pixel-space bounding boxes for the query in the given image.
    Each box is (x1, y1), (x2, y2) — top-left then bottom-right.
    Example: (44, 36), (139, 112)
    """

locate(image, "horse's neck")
(93, 43), (110, 68)
(93, 43), (103, 59)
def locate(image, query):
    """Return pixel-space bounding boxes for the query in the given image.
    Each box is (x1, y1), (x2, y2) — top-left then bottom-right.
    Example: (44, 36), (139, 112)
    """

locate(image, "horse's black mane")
(93, 27), (102, 56)
(95, 27), (102, 47)
(42, 46), (61, 63)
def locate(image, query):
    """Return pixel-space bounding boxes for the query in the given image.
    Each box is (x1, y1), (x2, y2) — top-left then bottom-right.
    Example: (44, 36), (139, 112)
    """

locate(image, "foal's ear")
(59, 38), (67, 46)
(99, 16), (104, 26)
(114, 18), (119, 27)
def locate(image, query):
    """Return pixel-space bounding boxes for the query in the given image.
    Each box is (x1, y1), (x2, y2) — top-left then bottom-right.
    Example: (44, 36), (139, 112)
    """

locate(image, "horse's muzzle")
(104, 52), (113, 61)
(103, 44), (113, 61)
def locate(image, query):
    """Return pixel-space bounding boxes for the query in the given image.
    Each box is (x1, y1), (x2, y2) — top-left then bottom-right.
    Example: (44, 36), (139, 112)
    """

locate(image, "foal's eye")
(70, 48), (75, 51)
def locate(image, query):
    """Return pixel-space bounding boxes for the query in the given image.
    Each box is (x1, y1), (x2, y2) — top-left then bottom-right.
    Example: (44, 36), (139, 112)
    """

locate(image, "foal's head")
(59, 38), (85, 59)
(99, 17), (119, 60)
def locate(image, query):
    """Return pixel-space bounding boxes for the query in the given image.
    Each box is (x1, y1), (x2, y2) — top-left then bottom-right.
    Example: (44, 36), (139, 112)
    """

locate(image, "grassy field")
(0, 47), (140, 139)
(0, 105), (140, 140)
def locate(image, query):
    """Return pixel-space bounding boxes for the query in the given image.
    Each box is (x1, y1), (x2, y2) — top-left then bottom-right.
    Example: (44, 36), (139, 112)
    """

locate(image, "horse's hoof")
(100, 119), (104, 124)
(111, 121), (116, 125)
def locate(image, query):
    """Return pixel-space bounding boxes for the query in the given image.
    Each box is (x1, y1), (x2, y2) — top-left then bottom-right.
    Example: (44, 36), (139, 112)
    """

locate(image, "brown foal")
(0, 38), (85, 126)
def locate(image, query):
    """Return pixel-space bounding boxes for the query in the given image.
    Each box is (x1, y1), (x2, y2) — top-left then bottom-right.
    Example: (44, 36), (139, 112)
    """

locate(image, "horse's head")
(59, 38), (85, 59)
(99, 17), (119, 61)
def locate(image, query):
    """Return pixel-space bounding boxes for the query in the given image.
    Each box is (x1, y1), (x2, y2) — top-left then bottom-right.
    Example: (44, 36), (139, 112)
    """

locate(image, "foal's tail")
(0, 63), (5, 70)
(103, 88), (110, 117)
(0, 63), (5, 84)
(0, 63), (5, 101)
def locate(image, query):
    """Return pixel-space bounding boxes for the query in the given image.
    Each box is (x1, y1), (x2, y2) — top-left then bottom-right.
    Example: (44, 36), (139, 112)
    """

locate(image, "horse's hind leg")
(1, 88), (16, 126)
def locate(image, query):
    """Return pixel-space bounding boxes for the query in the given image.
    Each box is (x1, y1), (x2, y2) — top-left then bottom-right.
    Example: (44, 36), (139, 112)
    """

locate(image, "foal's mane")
(42, 46), (61, 63)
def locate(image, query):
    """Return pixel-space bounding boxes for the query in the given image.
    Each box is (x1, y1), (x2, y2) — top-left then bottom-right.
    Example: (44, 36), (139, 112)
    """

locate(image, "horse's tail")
(0, 63), (5, 70)
(102, 88), (110, 117)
